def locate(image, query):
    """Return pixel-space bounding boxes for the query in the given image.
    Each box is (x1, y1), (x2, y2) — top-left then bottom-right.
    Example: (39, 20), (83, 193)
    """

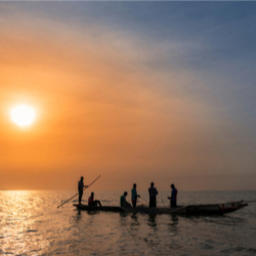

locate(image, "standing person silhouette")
(168, 184), (178, 208)
(148, 182), (158, 208)
(78, 176), (88, 205)
(131, 183), (140, 208)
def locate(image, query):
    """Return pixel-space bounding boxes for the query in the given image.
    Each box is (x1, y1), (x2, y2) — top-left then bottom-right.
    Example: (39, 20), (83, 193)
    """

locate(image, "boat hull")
(74, 200), (247, 216)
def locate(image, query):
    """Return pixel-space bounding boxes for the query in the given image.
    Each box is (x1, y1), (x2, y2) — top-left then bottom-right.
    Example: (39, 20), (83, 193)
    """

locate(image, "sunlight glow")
(10, 104), (36, 127)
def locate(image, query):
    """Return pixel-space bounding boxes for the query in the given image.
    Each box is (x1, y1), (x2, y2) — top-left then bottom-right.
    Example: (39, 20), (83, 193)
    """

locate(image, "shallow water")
(0, 190), (255, 256)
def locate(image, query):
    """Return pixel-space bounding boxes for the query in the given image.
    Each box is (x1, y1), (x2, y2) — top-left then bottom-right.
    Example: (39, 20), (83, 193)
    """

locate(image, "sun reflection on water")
(3, 190), (33, 215)
(0, 190), (53, 255)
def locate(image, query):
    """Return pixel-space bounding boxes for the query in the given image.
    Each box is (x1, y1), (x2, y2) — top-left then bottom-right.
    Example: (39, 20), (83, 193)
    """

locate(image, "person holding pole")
(57, 175), (101, 208)
(78, 176), (88, 205)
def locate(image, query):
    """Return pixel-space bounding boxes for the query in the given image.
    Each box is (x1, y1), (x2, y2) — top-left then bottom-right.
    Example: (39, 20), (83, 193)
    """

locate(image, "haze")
(1, 2), (255, 191)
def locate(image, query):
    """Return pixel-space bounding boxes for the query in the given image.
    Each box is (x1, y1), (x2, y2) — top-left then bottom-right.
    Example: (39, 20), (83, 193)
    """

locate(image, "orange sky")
(1, 3), (255, 191)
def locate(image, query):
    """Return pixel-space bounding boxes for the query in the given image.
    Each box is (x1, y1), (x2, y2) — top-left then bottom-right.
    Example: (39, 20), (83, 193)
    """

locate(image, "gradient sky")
(0, 2), (255, 191)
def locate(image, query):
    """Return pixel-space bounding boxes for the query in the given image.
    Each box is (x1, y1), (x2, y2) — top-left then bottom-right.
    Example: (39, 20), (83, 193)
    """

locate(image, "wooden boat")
(74, 200), (248, 216)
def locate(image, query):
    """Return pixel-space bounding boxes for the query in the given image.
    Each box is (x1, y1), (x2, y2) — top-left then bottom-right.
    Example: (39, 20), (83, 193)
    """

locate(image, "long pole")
(87, 174), (101, 187)
(57, 175), (101, 208)
(57, 193), (78, 208)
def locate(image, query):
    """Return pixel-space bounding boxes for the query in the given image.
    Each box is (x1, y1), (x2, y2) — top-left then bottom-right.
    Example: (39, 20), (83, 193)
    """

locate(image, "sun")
(10, 104), (36, 127)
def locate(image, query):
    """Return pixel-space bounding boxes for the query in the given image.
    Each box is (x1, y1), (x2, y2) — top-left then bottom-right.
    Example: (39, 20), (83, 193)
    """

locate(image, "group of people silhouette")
(78, 176), (178, 209)
(120, 182), (178, 209)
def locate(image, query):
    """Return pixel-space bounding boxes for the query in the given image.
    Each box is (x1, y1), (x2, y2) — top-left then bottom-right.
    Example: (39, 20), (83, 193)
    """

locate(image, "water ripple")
(0, 190), (255, 256)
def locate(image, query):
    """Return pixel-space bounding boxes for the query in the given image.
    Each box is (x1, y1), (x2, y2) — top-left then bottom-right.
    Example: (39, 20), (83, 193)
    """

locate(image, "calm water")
(0, 190), (256, 256)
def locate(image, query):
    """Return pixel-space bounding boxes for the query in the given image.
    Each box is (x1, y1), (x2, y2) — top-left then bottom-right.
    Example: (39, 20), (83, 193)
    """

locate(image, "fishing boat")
(74, 200), (248, 216)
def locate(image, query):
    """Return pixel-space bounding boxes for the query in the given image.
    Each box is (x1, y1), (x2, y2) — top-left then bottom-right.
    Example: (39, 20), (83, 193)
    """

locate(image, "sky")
(0, 2), (255, 191)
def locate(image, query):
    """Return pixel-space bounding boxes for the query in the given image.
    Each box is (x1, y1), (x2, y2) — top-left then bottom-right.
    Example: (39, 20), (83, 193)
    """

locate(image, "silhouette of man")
(168, 184), (178, 208)
(78, 176), (88, 205)
(88, 192), (102, 207)
(148, 182), (158, 208)
(131, 183), (140, 208)
(120, 191), (132, 208)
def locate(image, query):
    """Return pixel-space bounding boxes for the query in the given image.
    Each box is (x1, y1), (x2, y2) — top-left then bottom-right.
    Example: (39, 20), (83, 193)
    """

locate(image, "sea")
(0, 190), (256, 256)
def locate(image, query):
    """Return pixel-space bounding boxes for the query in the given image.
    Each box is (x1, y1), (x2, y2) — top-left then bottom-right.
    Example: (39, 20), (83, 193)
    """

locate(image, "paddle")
(57, 175), (101, 208)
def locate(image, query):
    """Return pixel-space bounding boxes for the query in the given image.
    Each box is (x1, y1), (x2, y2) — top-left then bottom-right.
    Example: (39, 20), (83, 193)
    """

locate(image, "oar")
(57, 174), (101, 208)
